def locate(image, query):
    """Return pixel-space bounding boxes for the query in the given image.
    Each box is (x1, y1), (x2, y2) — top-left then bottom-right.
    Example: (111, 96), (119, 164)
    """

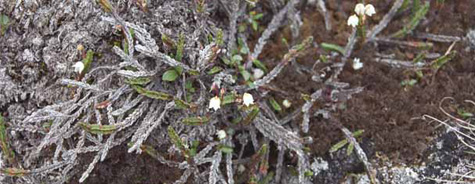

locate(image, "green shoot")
(216, 29), (224, 47)
(0, 115), (15, 164)
(242, 106), (260, 125)
(125, 77), (151, 86)
(218, 144), (233, 154)
(222, 94), (236, 105)
(321, 43), (345, 55)
(81, 50), (94, 76)
(167, 126), (190, 158)
(97, 0), (113, 12)
(78, 122), (117, 135)
(401, 79), (418, 87)
(0, 168), (27, 177)
(269, 98), (282, 112)
(131, 85), (172, 100)
(329, 129), (364, 155)
(0, 14), (9, 36)
(176, 33), (185, 62)
(207, 66), (223, 75)
(182, 116), (210, 126)
(431, 51), (456, 70)
(392, 2), (430, 38)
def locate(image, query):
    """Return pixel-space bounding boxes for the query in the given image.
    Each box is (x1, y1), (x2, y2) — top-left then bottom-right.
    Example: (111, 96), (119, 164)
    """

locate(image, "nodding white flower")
(73, 62), (85, 74)
(216, 130), (227, 140)
(209, 96), (221, 111)
(253, 68), (264, 79)
(347, 15), (359, 27)
(242, 93), (254, 107)
(352, 58), (363, 70)
(282, 99), (291, 108)
(354, 3), (365, 16)
(365, 4), (376, 16)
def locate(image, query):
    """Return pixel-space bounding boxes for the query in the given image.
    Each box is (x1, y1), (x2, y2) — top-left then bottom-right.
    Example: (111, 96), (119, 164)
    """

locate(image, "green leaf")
(259, 171), (274, 184)
(346, 143), (355, 156)
(252, 21), (258, 31)
(162, 69), (179, 81)
(392, 1), (430, 38)
(182, 116), (210, 126)
(0, 115), (14, 164)
(269, 98), (282, 112)
(431, 51), (456, 70)
(252, 59), (268, 73)
(222, 94), (236, 105)
(190, 140), (199, 157)
(218, 145), (234, 154)
(1, 168), (27, 177)
(240, 70), (251, 81)
(79, 122), (117, 135)
(175, 66), (184, 75)
(457, 109), (474, 118)
(0, 14), (10, 36)
(232, 55), (243, 62)
(216, 29), (224, 47)
(174, 99), (191, 109)
(330, 130), (364, 153)
(415, 70), (424, 79)
(231, 116), (242, 124)
(187, 69), (200, 76)
(304, 171), (314, 177)
(81, 50), (94, 75)
(242, 107), (260, 125)
(221, 57), (232, 65)
(401, 79), (417, 87)
(167, 126), (190, 158)
(329, 139), (348, 153)
(254, 13), (264, 20)
(207, 66), (223, 75)
(321, 42), (345, 54)
(176, 33), (185, 62)
(161, 34), (176, 48)
(412, 53), (426, 63)
(352, 129), (364, 138)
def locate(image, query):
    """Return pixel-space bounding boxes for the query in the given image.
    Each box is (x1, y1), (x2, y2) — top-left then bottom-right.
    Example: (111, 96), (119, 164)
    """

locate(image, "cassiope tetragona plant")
(348, 3), (376, 42)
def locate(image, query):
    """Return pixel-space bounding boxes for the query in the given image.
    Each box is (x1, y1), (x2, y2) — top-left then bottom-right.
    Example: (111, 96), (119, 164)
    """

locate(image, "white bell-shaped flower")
(73, 62), (85, 74)
(216, 130), (227, 140)
(365, 4), (376, 16)
(347, 15), (359, 27)
(354, 3), (365, 16)
(209, 96), (221, 111)
(242, 93), (254, 107)
(352, 58), (363, 70)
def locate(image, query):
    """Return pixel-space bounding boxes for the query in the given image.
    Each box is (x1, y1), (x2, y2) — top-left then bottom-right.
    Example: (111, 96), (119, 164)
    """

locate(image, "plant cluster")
(0, 0), (468, 184)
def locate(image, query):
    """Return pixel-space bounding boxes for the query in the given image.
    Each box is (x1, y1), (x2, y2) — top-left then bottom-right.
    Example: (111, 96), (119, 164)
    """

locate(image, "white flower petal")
(347, 15), (359, 27)
(73, 62), (85, 74)
(354, 3), (365, 16)
(352, 58), (363, 70)
(365, 4), (376, 16)
(243, 93), (254, 107)
(282, 99), (291, 108)
(209, 96), (221, 111)
(253, 68), (264, 79)
(216, 130), (227, 140)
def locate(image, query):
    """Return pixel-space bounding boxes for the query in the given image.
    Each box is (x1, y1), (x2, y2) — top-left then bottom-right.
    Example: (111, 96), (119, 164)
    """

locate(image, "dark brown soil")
(69, 145), (182, 184)
(261, 0), (475, 164)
